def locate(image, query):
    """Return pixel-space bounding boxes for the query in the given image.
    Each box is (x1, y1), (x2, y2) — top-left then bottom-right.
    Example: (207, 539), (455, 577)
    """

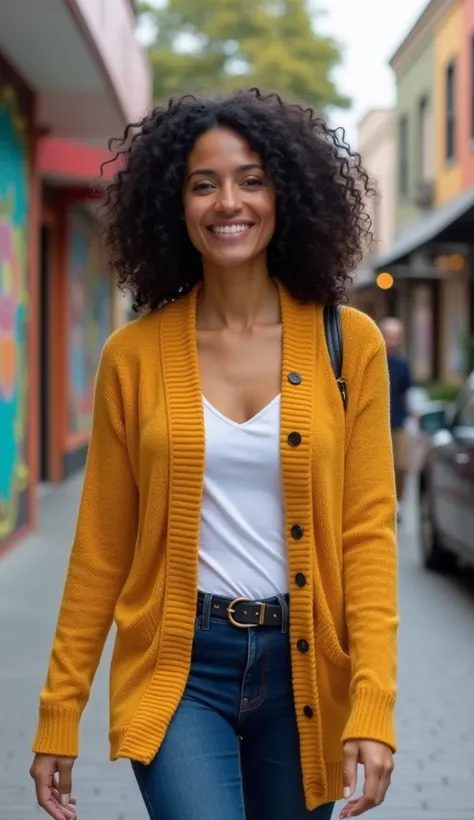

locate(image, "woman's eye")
(194, 181), (214, 192)
(192, 177), (263, 193)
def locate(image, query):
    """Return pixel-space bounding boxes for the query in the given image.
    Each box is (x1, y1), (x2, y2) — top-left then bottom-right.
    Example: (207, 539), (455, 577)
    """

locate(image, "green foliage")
(138, 0), (350, 114)
(463, 334), (474, 374)
(426, 383), (462, 403)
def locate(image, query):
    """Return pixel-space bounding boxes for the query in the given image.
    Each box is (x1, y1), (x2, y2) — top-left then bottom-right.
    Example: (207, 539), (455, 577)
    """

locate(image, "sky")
(140, 0), (430, 148)
(318, 0), (429, 145)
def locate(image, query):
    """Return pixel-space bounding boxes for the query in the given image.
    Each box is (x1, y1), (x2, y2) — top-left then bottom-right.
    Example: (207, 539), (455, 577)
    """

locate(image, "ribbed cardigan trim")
(117, 287), (204, 760)
(278, 285), (328, 794)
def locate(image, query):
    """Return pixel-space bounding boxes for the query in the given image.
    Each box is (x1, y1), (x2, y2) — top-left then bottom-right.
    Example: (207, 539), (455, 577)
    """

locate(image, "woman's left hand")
(340, 739), (394, 817)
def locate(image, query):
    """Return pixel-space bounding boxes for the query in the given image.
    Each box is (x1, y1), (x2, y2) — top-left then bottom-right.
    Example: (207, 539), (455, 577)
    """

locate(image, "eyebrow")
(187, 163), (263, 180)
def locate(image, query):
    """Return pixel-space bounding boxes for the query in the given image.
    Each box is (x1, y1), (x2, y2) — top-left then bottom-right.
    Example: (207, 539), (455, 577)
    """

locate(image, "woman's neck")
(197, 260), (281, 331)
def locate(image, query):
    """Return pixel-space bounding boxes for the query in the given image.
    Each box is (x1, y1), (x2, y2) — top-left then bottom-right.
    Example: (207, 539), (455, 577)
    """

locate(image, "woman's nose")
(215, 182), (243, 213)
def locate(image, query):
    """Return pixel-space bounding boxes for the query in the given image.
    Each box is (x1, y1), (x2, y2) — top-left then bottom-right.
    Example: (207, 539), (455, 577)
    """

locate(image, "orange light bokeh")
(376, 272), (394, 290)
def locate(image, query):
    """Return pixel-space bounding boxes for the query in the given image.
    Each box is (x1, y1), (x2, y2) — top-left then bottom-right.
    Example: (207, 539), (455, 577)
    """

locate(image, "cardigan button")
(291, 524), (304, 540)
(303, 705), (314, 718)
(295, 572), (307, 588)
(297, 639), (309, 653)
(288, 431), (302, 447)
(288, 371), (302, 385)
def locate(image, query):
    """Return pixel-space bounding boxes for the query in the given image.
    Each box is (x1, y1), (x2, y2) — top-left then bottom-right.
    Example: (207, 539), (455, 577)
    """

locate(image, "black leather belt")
(197, 593), (285, 628)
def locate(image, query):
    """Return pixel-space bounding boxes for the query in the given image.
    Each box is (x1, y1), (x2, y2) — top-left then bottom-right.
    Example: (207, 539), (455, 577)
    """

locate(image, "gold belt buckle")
(227, 597), (266, 628)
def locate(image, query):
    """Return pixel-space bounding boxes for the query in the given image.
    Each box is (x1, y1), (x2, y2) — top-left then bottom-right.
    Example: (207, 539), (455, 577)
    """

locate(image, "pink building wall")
(68, 0), (151, 124)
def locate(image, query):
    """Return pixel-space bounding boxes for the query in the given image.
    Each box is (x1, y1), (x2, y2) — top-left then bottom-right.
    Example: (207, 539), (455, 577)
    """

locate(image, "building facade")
(351, 109), (397, 323)
(0, 0), (151, 553)
(460, 0), (474, 188)
(375, 0), (474, 386)
(394, 37), (435, 233)
(434, 1), (463, 204)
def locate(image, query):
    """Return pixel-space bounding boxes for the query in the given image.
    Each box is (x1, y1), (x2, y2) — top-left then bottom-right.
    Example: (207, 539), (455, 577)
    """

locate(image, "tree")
(138, 0), (350, 115)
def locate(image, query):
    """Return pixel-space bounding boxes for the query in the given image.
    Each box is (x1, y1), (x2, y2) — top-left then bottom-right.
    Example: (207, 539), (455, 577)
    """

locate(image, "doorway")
(39, 225), (51, 482)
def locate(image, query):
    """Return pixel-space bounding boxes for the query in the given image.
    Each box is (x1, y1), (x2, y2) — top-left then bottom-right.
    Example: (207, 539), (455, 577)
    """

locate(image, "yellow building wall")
(434, 2), (462, 206)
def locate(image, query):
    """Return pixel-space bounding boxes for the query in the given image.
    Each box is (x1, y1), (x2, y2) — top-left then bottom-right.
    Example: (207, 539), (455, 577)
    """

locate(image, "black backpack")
(323, 305), (346, 410)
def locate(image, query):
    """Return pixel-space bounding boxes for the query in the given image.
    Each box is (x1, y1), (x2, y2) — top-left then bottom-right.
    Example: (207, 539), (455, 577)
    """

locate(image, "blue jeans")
(132, 594), (334, 820)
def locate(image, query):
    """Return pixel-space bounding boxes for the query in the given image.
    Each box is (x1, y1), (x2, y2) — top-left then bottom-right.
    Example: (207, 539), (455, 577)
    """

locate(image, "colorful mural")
(67, 208), (111, 435)
(0, 85), (29, 541)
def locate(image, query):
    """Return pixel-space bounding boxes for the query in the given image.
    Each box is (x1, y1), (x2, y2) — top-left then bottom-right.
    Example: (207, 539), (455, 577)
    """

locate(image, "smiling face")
(183, 127), (276, 271)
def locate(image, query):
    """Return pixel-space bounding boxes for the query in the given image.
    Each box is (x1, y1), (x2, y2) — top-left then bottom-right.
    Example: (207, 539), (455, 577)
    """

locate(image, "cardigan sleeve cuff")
(342, 688), (397, 752)
(32, 706), (81, 758)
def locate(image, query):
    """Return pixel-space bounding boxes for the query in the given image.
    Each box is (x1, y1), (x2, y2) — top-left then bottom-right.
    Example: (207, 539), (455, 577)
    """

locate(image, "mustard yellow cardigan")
(33, 281), (398, 811)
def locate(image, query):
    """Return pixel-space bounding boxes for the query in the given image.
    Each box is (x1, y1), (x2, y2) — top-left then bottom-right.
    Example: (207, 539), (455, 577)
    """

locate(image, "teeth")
(212, 224), (250, 234)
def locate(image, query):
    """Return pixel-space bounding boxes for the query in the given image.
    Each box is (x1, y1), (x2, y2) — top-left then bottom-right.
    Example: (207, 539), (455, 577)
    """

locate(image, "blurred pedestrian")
(30, 89), (398, 820)
(380, 317), (412, 521)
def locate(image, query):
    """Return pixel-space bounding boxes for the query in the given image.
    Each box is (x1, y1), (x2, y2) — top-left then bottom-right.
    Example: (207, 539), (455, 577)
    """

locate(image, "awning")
(375, 186), (474, 270)
(38, 137), (116, 185)
(0, 0), (150, 140)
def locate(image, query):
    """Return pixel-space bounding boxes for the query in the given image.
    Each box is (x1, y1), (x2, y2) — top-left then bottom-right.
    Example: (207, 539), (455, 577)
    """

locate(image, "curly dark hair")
(101, 88), (374, 312)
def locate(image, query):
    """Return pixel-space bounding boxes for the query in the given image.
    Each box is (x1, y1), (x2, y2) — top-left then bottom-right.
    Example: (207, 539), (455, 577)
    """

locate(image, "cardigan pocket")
(314, 618), (350, 671)
(115, 606), (159, 650)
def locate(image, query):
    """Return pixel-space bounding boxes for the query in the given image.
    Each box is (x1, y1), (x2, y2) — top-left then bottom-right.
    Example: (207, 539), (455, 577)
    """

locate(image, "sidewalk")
(0, 476), (145, 820)
(1, 474), (473, 819)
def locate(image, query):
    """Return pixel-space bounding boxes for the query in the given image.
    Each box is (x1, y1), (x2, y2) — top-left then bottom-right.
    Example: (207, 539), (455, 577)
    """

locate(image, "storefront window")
(67, 207), (112, 435)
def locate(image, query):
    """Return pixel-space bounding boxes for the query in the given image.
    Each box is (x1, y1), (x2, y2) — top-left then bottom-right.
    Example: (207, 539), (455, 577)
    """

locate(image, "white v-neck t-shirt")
(198, 394), (288, 599)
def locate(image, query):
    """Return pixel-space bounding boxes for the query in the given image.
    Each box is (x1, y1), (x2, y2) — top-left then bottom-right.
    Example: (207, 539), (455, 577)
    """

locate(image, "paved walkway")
(1, 474), (473, 819)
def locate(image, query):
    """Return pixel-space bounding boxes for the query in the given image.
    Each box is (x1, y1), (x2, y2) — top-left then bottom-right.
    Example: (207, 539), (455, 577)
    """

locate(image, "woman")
(30, 89), (398, 820)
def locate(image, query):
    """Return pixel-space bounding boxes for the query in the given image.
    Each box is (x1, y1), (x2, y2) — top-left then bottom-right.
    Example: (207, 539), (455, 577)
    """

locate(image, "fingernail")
(60, 794), (71, 807)
(343, 786), (351, 798)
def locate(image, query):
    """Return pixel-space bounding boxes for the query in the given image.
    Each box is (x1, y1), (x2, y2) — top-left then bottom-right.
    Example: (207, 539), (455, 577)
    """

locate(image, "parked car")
(417, 372), (474, 572)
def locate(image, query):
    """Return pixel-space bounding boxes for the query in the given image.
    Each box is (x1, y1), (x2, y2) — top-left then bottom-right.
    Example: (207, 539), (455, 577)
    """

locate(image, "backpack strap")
(323, 305), (347, 410)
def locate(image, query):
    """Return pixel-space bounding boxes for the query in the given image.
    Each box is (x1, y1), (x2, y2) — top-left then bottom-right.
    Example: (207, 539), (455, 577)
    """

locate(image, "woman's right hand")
(30, 754), (77, 820)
